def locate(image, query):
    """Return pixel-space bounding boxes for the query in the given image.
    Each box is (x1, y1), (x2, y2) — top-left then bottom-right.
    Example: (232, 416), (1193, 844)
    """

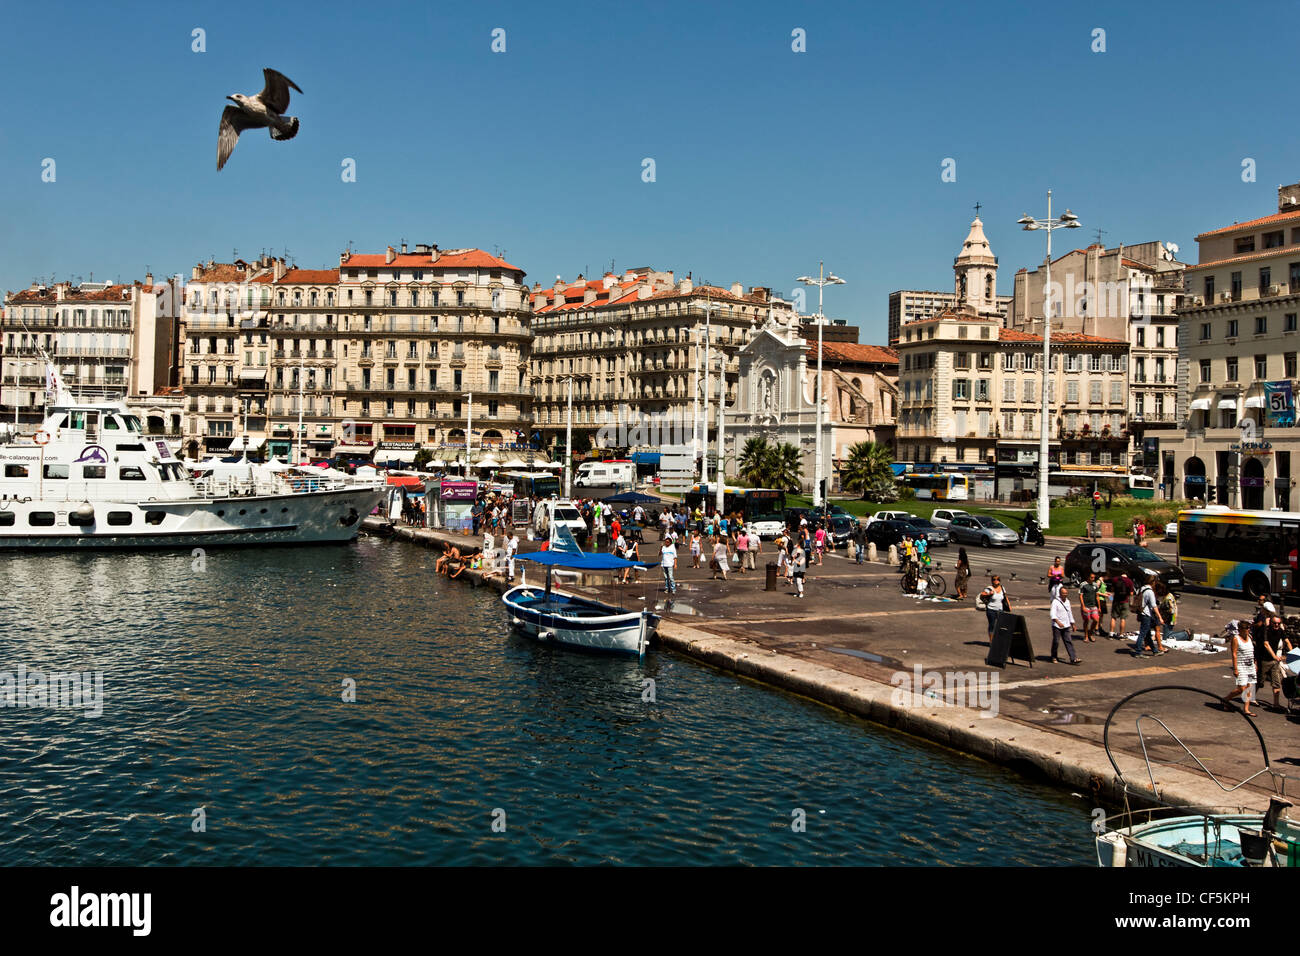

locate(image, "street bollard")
(887, 544), (898, 566)
(867, 542), (878, 563)
(765, 561), (778, 591)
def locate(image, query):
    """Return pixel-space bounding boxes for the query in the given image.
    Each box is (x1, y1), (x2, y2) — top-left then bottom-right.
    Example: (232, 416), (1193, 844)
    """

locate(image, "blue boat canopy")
(601, 491), (660, 504)
(517, 551), (657, 570)
(631, 452), (660, 465)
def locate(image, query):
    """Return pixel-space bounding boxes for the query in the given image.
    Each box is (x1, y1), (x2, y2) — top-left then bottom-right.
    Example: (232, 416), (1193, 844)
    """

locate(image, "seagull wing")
(217, 105), (256, 171)
(259, 68), (302, 115)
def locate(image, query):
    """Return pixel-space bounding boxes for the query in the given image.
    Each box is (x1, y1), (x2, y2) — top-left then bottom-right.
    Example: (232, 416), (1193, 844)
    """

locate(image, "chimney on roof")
(415, 243), (430, 255)
(400, 242), (408, 255)
(145, 273), (153, 287)
(273, 257), (287, 282)
(730, 282), (743, 297)
(1279, 183), (1300, 211)
(340, 250), (350, 266)
(752, 286), (770, 302)
(192, 264), (202, 280)
(385, 246), (396, 264)
(679, 277), (693, 294)
(430, 244), (439, 263)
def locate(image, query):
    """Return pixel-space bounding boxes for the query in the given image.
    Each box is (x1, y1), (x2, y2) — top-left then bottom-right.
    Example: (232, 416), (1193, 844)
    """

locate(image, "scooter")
(1022, 518), (1046, 547)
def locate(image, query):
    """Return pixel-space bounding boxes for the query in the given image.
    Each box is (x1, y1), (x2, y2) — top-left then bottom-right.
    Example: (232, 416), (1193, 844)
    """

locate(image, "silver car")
(930, 508), (968, 529)
(947, 514), (1019, 547)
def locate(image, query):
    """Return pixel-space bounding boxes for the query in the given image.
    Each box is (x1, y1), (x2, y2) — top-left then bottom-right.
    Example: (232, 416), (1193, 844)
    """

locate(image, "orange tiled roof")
(809, 342), (898, 365)
(343, 249), (522, 273)
(1185, 245), (1300, 271)
(1196, 208), (1300, 240)
(275, 268), (339, 284)
(193, 263), (251, 282)
(997, 328), (1126, 345)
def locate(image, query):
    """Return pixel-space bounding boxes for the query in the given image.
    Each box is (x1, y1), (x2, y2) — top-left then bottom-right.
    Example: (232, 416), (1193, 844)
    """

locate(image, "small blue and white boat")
(503, 526), (659, 658)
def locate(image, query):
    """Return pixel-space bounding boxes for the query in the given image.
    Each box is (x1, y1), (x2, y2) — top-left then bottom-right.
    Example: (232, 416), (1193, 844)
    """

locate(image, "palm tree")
(739, 437), (771, 486)
(841, 441), (895, 499)
(770, 442), (803, 492)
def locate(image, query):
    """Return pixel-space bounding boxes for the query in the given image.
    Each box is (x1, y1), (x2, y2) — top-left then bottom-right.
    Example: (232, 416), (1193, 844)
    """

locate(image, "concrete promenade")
(362, 516), (1294, 815)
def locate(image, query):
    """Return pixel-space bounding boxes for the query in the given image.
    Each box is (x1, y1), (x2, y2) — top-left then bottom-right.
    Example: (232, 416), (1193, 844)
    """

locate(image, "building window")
(975, 380), (989, 401)
(1261, 267), (1272, 293)
(1226, 357), (1238, 381)
(1200, 322), (1211, 341)
(1205, 275), (1215, 300)
(1287, 353), (1297, 378)
(1089, 381), (1101, 404)
(1227, 319), (1239, 338)
(1136, 328), (1145, 347)
(1256, 316), (1268, 335)
(953, 379), (970, 400)
(1003, 379), (1015, 401)
(1255, 355), (1268, 379)
(1230, 272), (1242, 299)
(1288, 313), (1298, 332)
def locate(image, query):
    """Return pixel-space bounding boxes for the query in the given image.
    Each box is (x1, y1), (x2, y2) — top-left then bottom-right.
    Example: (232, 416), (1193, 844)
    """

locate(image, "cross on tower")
(973, 201), (982, 218)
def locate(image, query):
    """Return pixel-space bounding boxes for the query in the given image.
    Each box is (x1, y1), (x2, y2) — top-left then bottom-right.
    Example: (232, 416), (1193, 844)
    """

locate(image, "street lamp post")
(293, 359), (305, 464)
(465, 390), (473, 471)
(715, 352), (727, 516)
(700, 296), (714, 486)
(563, 376), (574, 499)
(797, 264), (846, 509)
(1017, 192), (1081, 530)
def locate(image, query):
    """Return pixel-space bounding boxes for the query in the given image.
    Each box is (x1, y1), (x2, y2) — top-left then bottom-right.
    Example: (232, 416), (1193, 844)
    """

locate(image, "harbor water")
(0, 539), (1094, 865)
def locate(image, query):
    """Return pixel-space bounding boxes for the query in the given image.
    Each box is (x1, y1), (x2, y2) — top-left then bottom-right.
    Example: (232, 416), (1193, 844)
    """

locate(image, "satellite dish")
(1166, 242), (1180, 257)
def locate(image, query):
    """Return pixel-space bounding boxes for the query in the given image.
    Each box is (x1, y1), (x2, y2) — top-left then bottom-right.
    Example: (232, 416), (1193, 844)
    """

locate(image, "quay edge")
(363, 517), (1271, 816)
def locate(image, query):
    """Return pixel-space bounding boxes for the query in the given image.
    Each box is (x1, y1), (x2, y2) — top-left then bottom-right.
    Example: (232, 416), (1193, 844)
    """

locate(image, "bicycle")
(900, 567), (947, 596)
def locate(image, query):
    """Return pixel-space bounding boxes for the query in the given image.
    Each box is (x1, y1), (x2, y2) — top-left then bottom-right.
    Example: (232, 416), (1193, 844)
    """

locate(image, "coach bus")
(683, 484), (787, 522)
(1177, 508), (1300, 599)
(902, 472), (971, 501)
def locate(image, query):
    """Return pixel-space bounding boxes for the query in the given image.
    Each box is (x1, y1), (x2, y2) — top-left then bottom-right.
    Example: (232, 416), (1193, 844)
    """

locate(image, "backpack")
(1131, 585), (1150, 615)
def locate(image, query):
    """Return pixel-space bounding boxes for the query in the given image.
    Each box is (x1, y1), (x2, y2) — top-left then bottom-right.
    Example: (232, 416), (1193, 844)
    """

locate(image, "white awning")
(376, 448), (417, 463)
(229, 435), (265, 451)
(474, 457), (501, 469)
(1244, 396), (1265, 408)
(427, 458), (446, 467)
(1217, 398), (1238, 410)
(502, 457), (530, 468)
(333, 444), (375, 456)
(1189, 398), (1211, 411)
(239, 367), (267, 381)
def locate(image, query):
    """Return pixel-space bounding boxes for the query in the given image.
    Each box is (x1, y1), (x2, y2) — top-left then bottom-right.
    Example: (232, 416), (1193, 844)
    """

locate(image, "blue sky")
(1, 0), (1296, 343)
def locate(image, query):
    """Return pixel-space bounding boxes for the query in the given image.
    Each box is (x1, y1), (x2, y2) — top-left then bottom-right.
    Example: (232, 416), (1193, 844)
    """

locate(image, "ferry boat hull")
(502, 585), (657, 656)
(0, 486), (386, 550)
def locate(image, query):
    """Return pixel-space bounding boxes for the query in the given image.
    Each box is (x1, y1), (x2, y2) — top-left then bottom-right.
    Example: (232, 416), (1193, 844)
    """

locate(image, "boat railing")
(190, 473), (354, 498)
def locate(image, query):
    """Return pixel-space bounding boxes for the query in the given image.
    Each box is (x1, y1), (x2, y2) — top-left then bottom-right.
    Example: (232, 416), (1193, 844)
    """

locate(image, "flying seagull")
(217, 68), (303, 171)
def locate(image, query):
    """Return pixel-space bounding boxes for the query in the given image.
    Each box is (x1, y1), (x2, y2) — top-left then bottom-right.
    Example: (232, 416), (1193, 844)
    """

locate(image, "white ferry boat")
(0, 394), (385, 549)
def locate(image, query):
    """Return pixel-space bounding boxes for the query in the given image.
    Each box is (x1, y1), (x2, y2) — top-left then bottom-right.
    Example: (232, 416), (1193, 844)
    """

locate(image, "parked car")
(947, 514), (1018, 548)
(902, 516), (949, 547)
(930, 508), (969, 529)
(827, 514), (856, 546)
(784, 507), (815, 531)
(873, 510), (914, 523)
(1164, 521), (1178, 541)
(866, 519), (919, 551)
(751, 512), (787, 540)
(1063, 543), (1184, 592)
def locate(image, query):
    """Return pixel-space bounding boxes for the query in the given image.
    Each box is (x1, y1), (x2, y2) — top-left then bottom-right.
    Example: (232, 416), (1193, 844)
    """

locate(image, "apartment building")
(2, 276), (180, 430)
(1008, 240), (1185, 471)
(180, 244), (533, 461)
(888, 289), (1011, 347)
(1163, 182), (1300, 509)
(528, 269), (799, 451)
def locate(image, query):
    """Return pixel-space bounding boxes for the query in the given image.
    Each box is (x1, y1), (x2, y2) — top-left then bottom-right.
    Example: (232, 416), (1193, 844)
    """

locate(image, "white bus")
(902, 472), (971, 501)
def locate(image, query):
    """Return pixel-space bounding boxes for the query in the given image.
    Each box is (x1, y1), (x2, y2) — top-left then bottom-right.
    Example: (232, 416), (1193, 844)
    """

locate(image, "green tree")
(739, 437), (772, 485)
(840, 441), (895, 498)
(413, 448), (434, 471)
(769, 443), (803, 492)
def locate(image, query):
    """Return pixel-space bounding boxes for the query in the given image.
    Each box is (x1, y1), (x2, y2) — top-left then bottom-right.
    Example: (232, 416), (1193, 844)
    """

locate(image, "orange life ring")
(33, 431), (51, 446)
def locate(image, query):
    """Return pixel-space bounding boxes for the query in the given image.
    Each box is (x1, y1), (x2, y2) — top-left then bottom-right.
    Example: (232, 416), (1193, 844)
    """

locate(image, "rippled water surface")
(0, 539), (1093, 865)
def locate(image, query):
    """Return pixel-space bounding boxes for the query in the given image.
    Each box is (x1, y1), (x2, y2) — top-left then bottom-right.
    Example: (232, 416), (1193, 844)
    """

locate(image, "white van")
(532, 498), (589, 543)
(575, 461), (636, 488)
